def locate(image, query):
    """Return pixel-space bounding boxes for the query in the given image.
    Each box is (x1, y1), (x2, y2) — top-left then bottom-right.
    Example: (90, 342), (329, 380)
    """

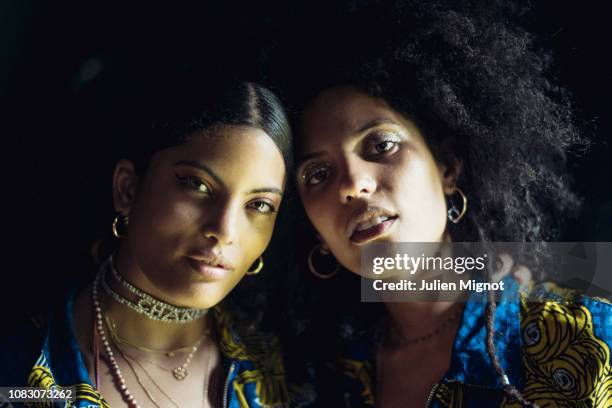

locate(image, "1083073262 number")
(0, 387), (75, 402)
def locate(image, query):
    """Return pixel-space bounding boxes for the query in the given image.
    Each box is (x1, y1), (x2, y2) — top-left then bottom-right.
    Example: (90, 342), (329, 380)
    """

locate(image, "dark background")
(1, 1), (610, 324)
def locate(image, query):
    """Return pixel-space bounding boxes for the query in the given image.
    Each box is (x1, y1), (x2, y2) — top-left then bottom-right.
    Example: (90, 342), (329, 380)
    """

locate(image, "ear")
(316, 234), (331, 252)
(112, 159), (139, 214)
(436, 137), (463, 195)
(439, 158), (463, 195)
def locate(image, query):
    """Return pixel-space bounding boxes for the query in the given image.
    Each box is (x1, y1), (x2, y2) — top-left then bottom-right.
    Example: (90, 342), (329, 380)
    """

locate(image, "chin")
(192, 284), (235, 309)
(175, 297), (220, 310)
(159, 284), (224, 310)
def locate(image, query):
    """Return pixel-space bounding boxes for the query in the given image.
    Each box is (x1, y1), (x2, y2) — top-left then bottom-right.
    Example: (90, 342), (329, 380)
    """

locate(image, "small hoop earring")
(308, 244), (340, 279)
(447, 187), (468, 224)
(246, 256), (264, 275)
(112, 213), (129, 238)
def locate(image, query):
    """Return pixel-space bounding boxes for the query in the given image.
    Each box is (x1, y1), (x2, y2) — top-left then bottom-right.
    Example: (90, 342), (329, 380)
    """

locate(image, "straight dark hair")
(126, 80), (293, 180)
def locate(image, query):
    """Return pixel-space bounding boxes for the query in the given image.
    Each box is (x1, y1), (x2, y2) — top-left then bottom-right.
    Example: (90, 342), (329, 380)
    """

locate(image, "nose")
(201, 201), (238, 246)
(338, 160), (377, 204)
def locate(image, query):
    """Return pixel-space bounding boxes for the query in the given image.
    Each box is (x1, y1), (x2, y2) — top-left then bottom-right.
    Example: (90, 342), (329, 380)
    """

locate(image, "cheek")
(301, 191), (358, 269)
(240, 216), (277, 260)
(131, 193), (201, 249)
(300, 191), (335, 234)
(298, 189), (318, 221)
(391, 158), (448, 239)
(155, 200), (195, 227)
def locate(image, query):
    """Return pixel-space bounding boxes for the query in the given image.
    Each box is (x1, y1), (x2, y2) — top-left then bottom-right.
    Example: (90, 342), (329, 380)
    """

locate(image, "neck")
(99, 249), (210, 352)
(383, 300), (462, 342)
(381, 231), (465, 344)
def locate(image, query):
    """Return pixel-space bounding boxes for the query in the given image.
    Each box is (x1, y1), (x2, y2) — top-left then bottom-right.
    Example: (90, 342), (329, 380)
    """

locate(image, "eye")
(374, 140), (397, 153)
(247, 200), (276, 214)
(177, 175), (211, 195)
(301, 164), (331, 187)
(364, 132), (401, 157)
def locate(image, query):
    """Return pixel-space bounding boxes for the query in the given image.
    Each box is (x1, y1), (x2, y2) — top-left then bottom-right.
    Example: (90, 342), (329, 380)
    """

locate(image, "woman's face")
(114, 126), (286, 308)
(297, 87), (457, 276)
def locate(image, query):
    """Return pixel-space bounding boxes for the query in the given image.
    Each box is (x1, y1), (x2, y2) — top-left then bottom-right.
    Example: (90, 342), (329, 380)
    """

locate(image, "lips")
(347, 207), (398, 245)
(185, 250), (234, 281)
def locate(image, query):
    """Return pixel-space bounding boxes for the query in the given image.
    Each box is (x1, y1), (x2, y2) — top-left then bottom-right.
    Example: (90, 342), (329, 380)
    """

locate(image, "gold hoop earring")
(447, 187), (468, 224)
(308, 244), (339, 279)
(246, 256), (264, 275)
(112, 213), (129, 238)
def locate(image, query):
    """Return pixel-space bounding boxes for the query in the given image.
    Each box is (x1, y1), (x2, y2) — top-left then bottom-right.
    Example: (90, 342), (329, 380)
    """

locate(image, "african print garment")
(0, 286), (315, 407)
(324, 278), (612, 407)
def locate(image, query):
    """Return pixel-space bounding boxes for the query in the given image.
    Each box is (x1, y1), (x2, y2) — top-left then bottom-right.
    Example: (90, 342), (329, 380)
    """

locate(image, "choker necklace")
(100, 256), (207, 323)
(93, 274), (212, 408)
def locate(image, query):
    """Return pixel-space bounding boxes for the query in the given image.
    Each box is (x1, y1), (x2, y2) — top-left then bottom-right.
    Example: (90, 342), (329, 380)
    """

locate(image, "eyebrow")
(174, 160), (283, 196)
(174, 160), (225, 186)
(248, 187), (283, 196)
(355, 117), (399, 133)
(298, 117), (400, 164)
(298, 151), (324, 164)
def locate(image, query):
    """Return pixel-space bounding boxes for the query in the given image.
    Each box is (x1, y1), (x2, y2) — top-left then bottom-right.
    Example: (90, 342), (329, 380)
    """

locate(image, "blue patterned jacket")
(0, 287), (315, 408)
(315, 278), (612, 407)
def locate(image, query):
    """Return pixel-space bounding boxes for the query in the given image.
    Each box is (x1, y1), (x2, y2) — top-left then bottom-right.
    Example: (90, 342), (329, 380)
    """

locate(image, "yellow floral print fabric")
(502, 298), (612, 407)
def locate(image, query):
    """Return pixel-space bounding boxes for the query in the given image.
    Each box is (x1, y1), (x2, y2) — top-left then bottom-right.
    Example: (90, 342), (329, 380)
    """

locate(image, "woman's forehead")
(151, 127), (286, 187)
(300, 88), (413, 148)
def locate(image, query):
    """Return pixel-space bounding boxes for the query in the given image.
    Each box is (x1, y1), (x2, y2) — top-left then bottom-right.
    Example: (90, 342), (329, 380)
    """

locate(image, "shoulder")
(214, 303), (317, 407)
(520, 281), (612, 350)
(514, 282), (611, 407)
(214, 303), (283, 366)
(0, 315), (46, 386)
(520, 282), (611, 338)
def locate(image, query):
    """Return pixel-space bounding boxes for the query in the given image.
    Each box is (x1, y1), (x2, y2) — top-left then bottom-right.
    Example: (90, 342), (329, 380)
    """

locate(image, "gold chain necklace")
(109, 335), (167, 408)
(93, 272), (214, 407)
(376, 306), (462, 406)
(109, 333), (214, 408)
(103, 312), (208, 379)
(385, 306), (462, 346)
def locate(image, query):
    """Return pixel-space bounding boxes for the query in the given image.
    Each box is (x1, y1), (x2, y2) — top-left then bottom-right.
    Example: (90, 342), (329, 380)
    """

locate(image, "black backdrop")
(1, 1), (610, 325)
